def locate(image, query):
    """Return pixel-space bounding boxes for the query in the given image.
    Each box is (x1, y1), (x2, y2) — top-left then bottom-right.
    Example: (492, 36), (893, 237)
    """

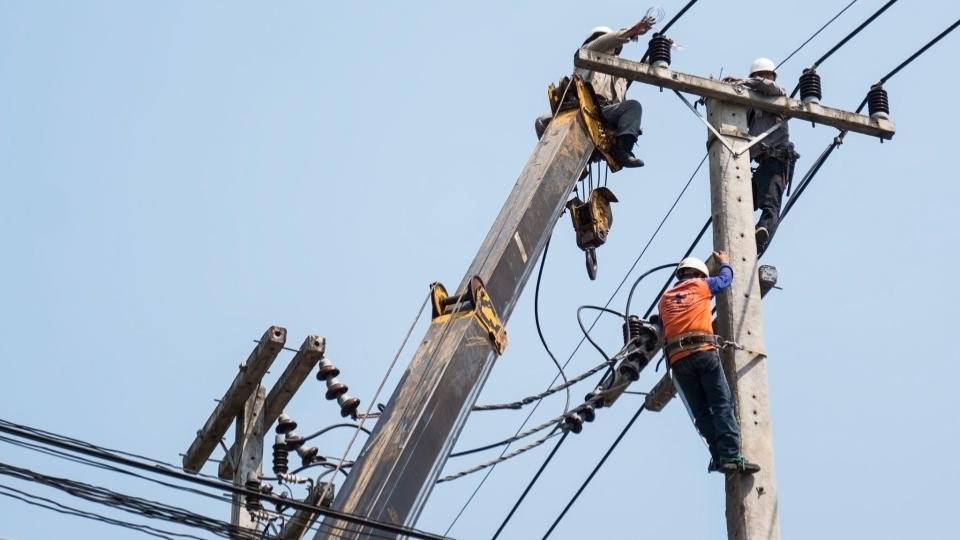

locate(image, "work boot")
(610, 135), (644, 168)
(755, 226), (770, 254)
(720, 455), (761, 475)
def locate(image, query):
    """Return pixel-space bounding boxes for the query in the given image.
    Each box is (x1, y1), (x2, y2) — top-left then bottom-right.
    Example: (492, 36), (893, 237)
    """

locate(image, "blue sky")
(1, 1), (958, 539)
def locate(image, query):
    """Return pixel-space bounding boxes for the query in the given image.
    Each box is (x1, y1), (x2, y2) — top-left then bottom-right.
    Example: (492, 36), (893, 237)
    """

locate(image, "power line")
(777, 0), (858, 70)
(444, 144), (708, 536)
(790, 0), (899, 97)
(0, 419), (452, 540)
(534, 18), (960, 537)
(783, 15), (960, 219)
(540, 405), (647, 539)
(490, 433), (569, 540)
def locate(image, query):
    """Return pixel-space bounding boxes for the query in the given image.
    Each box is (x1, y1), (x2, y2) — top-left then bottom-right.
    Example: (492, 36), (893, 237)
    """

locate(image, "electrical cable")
(789, 0), (899, 97)
(777, 0), (858, 70)
(469, 358), (615, 412)
(575, 305), (624, 362)
(301, 423), (372, 443)
(0, 419), (452, 540)
(437, 430), (563, 484)
(540, 405), (648, 539)
(489, 432), (569, 540)
(451, 138), (709, 538)
(785, 16), (960, 219)
(533, 20), (960, 537)
(659, 0), (698, 34)
(531, 237), (571, 414)
(321, 289), (431, 505)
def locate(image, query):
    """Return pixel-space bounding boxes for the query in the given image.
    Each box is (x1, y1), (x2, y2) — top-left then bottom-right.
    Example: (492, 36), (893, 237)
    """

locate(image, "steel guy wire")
(321, 289), (431, 504)
(437, 431), (563, 484)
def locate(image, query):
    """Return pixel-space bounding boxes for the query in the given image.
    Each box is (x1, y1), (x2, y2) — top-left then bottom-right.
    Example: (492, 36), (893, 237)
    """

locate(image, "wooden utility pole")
(573, 49), (895, 540)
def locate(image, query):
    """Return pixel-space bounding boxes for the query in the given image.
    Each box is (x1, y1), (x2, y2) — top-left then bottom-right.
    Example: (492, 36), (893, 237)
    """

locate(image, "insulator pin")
(799, 68), (822, 104)
(647, 34), (672, 68)
(244, 472), (262, 513)
(867, 83), (889, 119)
(272, 434), (289, 475)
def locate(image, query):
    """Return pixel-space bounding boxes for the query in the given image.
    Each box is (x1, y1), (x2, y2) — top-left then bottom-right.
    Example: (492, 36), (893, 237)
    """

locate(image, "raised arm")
(583, 16), (656, 54)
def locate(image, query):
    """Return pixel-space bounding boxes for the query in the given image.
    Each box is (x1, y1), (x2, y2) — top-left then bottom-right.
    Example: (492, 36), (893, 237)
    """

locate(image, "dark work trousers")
(752, 156), (795, 248)
(534, 99), (643, 139)
(671, 348), (741, 463)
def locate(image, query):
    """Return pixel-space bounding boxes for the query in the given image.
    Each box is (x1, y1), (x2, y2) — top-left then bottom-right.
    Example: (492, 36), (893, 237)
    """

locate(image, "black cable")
(540, 405), (648, 539)
(777, 0), (858, 70)
(533, 237), (571, 414)
(643, 216), (712, 319)
(784, 16), (960, 219)
(624, 263), (681, 318)
(660, 0), (699, 34)
(301, 423), (371, 443)
(489, 432), (569, 540)
(0, 483), (187, 540)
(879, 17), (960, 84)
(0, 419), (451, 540)
(790, 0), (899, 97)
(576, 305), (624, 361)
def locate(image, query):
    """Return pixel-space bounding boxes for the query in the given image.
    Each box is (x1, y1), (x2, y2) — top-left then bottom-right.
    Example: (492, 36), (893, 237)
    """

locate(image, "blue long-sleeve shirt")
(705, 264), (733, 295)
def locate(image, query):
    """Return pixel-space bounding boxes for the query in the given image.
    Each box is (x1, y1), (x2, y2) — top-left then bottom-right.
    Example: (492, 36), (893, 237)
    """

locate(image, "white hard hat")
(749, 57), (777, 77)
(677, 257), (708, 278)
(583, 26), (614, 45)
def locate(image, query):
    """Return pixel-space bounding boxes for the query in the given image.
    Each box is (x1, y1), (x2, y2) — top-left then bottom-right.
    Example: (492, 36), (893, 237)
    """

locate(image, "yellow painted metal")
(429, 277), (508, 355)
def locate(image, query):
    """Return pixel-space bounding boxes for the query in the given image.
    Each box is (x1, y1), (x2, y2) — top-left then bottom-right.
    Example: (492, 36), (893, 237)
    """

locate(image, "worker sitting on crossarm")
(535, 16), (657, 168)
(724, 58), (800, 255)
(658, 252), (760, 475)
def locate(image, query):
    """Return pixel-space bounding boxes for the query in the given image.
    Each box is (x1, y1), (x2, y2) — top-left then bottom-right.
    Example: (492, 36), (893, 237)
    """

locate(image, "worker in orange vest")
(657, 251), (760, 474)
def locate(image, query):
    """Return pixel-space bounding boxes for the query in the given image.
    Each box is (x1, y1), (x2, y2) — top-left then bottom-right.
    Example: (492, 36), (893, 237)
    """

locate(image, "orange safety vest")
(658, 278), (716, 364)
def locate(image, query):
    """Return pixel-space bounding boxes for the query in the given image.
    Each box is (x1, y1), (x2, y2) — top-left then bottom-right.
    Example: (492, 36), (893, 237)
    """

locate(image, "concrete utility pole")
(573, 49), (895, 540)
(706, 97), (778, 539)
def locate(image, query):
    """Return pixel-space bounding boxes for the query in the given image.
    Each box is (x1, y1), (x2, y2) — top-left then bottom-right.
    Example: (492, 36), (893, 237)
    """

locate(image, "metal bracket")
(430, 276), (508, 355)
(574, 76), (622, 172)
(674, 90), (783, 158)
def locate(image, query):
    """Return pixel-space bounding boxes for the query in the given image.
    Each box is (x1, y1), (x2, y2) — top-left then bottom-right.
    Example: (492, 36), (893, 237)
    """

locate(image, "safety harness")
(664, 331), (721, 361)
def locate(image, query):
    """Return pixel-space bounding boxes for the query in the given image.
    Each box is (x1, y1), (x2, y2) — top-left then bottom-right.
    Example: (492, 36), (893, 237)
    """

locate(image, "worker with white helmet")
(657, 251), (761, 475)
(535, 15), (657, 168)
(724, 58), (800, 255)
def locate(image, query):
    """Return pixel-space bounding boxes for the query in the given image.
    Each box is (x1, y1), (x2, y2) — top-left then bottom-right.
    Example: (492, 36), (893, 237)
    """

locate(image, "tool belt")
(756, 141), (800, 163)
(665, 331), (719, 359)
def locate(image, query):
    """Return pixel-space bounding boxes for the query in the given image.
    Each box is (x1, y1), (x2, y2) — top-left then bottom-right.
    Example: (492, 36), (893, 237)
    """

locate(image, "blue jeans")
(672, 349), (741, 462)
